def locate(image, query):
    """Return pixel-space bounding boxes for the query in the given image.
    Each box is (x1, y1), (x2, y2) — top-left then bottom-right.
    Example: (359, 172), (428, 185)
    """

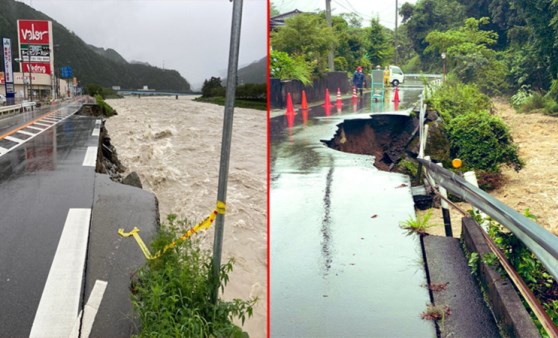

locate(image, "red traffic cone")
(301, 90), (308, 110)
(286, 92), (295, 116)
(336, 88), (343, 106)
(392, 86), (400, 103)
(324, 88), (332, 107)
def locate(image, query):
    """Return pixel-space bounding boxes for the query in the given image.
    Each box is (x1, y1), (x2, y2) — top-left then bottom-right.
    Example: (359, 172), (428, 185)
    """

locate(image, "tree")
(425, 17), (507, 93)
(365, 18), (394, 67)
(201, 77), (225, 98)
(270, 1), (280, 17)
(270, 13), (337, 75)
(402, 0), (465, 69)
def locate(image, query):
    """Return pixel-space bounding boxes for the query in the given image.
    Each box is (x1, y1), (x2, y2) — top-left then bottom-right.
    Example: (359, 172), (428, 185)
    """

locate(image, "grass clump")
(400, 210), (435, 236)
(131, 215), (256, 337)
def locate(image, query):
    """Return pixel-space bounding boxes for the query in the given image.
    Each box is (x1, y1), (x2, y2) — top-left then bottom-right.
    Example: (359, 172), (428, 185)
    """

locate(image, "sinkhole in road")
(324, 115), (418, 171)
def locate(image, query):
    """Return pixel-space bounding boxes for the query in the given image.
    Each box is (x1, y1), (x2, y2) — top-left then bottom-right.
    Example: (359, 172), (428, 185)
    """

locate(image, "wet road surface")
(270, 84), (436, 337)
(0, 101), (99, 336)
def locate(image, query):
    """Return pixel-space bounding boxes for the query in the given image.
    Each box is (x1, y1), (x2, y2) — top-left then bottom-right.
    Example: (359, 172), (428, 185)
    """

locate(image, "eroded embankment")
(324, 115), (419, 171)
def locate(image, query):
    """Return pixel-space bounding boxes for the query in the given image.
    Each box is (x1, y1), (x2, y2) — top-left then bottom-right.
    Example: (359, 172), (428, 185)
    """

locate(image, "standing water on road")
(271, 86), (435, 337)
(106, 96), (266, 337)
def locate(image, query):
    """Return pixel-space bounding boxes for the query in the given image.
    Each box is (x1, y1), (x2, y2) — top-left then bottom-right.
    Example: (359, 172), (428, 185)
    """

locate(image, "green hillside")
(238, 57), (266, 84)
(0, 0), (191, 92)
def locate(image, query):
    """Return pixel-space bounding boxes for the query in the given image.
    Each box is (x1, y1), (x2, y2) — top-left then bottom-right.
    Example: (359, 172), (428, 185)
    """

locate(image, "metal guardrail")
(417, 157), (558, 280)
(406, 73), (443, 78)
(0, 102), (36, 116)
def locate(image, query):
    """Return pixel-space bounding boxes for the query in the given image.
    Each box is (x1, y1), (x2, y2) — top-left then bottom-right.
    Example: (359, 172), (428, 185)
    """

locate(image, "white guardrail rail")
(0, 101), (36, 116)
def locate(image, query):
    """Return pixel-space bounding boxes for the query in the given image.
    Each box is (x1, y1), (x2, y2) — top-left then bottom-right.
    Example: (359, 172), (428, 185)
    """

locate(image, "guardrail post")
(436, 163), (453, 237)
(463, 171), (489, 231)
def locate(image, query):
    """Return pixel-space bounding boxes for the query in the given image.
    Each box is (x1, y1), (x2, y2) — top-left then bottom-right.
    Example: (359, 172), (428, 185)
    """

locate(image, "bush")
(86, 83), (104, 99)
(270, 50), (312, 85)
(446, 111), (523, 174)
(510, 85), (533, 109)
(428, 79), (492, 121)
(236, 83), (266, 99)
(95, 94), (115, 117)
(132, 215), (255, 337)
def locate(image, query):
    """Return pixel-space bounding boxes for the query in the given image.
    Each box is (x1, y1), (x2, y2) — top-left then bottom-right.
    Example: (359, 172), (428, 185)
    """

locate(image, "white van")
(389, 65), (405, 86)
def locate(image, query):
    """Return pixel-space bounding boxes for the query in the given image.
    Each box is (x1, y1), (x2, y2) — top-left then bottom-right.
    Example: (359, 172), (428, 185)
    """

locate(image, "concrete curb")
(423, 235), (500, 338)
(461, 217), (540, 338)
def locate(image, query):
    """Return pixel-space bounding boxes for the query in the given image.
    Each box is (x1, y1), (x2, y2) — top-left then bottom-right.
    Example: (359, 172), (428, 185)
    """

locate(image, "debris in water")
(371, 214), (378, 218)
(154, 129), (173, 139)
(395, 183), (408, 188)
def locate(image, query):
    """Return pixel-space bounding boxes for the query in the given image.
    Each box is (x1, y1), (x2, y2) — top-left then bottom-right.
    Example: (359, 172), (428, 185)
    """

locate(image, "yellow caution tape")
(217, 200), (226, 214)
(117, 227), (154, 260)
(118, 201), (224, 260)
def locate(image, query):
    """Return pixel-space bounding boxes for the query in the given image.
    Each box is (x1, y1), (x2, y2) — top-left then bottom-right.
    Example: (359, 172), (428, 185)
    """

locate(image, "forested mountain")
(237, 57), (266, 84)
(0, 0), (191, 92)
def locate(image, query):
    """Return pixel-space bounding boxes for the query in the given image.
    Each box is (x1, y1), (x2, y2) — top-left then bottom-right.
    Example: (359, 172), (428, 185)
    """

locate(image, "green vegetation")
(270, 10), (394, 80)
(482, 211), (558, 335)
(95, 95), (116, 117)
(196, 78), (266, 110)
(270, 50), (312, 85)
(86, 83), (122, 99)
(427, 78), (522, 189)
(446, 111), (523, 173)
(425, 17), (507, 95)
(400, 209), (436, 236)
(131, 215), (255, 337)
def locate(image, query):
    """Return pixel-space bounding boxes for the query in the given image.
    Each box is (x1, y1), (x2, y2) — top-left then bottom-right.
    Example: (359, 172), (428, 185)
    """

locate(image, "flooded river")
(106, 96), (266, 337)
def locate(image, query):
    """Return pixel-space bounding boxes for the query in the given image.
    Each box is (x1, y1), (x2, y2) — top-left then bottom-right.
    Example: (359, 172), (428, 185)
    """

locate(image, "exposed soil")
(325, 115), (418, 170)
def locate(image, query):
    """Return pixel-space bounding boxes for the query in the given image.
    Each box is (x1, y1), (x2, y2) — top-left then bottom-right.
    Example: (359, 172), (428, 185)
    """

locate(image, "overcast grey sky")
(21, 0), (266, 90)
(273, 0), (417, 29)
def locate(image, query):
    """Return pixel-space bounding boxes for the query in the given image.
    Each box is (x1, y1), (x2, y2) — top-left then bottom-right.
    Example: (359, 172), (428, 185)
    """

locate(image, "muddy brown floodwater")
(423, 99), (558, 238)
(106, 96), (266, 337)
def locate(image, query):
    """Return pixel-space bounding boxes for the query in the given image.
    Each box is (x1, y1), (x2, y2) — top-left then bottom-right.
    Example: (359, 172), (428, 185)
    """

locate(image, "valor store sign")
(17, 20), (53, 75)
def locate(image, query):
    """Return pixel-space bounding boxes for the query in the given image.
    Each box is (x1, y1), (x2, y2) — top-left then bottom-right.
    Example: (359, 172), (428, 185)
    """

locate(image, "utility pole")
(210, 0), (243, 306)
(325, 0), (334, 71)
(394, 0), (398, 65)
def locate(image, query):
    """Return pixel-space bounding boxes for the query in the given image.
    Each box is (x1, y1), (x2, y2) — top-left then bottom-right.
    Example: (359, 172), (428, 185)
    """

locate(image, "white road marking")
(91, 129), (100, 137)
(27, 126), (45, 131)
(82, 147), (98, 166)
(69, 280), (108, 338)
(0, 146), (7, 155)
(30, 208), (91, 338)
(34, 122), (52, 127)
(17, 130), (36, 136)
(5, 136), (23, 143)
